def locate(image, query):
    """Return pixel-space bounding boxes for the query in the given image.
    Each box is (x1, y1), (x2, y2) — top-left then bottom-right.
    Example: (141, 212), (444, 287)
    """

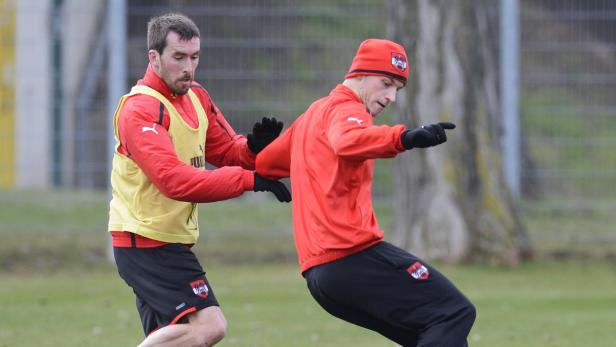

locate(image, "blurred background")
(1, 0), (615, 346)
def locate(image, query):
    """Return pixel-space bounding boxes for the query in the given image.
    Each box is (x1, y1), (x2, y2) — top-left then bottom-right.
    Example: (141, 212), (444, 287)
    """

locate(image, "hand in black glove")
(247, 117), (284, 154)
(401, 122), (456, 149)
(254, 172), (292, 202)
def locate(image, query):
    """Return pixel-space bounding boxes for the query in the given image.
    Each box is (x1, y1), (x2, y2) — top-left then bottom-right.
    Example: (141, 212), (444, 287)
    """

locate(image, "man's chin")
(172, 86), (190, 95)
(370, 107), (384, 117)
(173, 81), (192, 95)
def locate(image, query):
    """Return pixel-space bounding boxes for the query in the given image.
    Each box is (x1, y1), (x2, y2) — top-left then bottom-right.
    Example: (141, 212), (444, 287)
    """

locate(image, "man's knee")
(202, 317), (226, 345)
(190, 308), (227, 346)
(459, 297), (477, 327)
(444, 296), (476, 342)
(437, 295), (476, 335)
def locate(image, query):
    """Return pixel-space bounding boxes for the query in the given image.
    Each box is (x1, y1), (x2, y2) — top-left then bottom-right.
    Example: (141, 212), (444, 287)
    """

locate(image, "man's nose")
(183, 58), (196, 72)
(386, 89), (397, 103)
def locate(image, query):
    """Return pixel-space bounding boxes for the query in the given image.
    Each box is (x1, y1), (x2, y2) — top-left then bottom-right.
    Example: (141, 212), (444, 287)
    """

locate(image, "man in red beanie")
(256, 38), (475, 346)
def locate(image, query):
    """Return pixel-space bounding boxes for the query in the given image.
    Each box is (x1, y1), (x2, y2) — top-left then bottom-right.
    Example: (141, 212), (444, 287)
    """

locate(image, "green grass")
(1, 261), (615, 347)
(1, 189), (616, 346)
(457, 260), (616, 347)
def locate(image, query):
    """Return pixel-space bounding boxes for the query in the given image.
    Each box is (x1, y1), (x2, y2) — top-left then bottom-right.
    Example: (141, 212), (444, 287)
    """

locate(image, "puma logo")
(141, 123), (159, 135)
(347, 117), (363, 125)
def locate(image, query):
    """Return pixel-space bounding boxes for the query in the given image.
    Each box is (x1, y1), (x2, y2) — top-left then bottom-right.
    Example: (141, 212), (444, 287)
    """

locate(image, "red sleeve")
(118, 96), (254, 203)
(255, 122), (294, 179)
(193, 86), (256, 169)
(326, 105), (406, 161)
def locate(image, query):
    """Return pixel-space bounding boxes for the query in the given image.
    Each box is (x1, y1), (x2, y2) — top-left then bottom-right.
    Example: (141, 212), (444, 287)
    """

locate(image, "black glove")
(401, 122), (456, 149)
(253, 172), (292, 202)
(247, 117), (283, 154)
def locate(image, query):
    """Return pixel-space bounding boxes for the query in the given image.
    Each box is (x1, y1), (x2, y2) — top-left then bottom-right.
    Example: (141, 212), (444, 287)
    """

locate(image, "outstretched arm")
(327, 109), (407, 161)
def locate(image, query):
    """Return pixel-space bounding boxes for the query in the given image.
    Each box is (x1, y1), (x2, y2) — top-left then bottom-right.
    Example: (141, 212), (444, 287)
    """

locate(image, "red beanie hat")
(345, 38), (409, 84)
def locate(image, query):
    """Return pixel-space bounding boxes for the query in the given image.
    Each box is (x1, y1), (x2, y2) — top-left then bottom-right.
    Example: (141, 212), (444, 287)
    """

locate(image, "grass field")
(2, 261), (615, 347)
(1, 189), (616, 346)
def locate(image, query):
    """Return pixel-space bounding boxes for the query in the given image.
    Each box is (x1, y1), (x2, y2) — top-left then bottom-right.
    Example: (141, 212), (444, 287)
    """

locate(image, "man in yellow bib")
(108, 13), (290, 347)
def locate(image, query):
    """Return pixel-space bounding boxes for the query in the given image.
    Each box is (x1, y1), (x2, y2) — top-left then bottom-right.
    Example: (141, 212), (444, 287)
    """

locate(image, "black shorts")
(303, 241), (475, 346)
(114, 243), (219, 336)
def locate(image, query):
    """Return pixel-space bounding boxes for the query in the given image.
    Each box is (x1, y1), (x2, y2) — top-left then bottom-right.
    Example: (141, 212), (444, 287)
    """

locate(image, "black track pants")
(303, 242), (476, 347)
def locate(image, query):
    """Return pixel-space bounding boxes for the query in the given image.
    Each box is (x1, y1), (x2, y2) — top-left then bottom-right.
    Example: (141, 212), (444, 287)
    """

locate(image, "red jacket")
(256, 84), (407, 272)
(112, 65), (255, 247)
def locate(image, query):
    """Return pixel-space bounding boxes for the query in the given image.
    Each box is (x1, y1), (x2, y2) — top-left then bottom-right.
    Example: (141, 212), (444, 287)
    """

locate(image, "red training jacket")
(256, 84), (407, 272)
(111, 64), (255, 247)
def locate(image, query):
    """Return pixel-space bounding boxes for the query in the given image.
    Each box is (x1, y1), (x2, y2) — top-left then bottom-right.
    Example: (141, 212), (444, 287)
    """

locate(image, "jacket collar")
(331, 84), (362, 104)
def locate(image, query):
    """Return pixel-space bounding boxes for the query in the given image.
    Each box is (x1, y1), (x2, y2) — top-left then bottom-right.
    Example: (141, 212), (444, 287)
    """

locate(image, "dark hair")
(147, 13), (200, 54)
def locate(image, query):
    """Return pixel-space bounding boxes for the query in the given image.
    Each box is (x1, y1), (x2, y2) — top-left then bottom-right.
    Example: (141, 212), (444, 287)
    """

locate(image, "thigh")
(114, 244), (220, 336)
(136, 295), (164, 336)
(306, 242), (471, 334)
(305, 270), (419, 345)
(187, 305), (227, 329)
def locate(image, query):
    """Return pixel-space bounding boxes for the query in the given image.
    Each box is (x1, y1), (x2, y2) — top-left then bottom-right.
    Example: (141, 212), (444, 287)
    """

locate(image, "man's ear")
(148, 50), (160, 70)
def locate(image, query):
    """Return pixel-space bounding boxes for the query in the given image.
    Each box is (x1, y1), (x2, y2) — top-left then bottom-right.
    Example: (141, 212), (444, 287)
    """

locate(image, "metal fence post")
(107, 0), (126, 263)
(500, 0), (521, 198)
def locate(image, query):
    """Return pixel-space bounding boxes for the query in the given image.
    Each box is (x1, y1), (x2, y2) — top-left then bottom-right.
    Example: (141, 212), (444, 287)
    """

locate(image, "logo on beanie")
(391, 53), (407, 72)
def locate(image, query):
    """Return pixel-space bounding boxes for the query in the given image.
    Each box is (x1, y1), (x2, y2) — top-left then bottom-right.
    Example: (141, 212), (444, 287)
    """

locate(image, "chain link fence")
(521, 0), (616, 200)
(2, 0), (616, 249)
(520, 0), (616, 253)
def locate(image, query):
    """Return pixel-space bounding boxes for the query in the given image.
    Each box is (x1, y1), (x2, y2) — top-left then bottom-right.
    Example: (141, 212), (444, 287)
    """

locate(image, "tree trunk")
(388, 0), (533, 265)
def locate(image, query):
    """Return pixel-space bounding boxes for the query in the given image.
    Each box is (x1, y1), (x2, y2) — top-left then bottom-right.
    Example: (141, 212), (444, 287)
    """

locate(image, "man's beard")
(170, 84), (190, 95)
(162, 71), (192, 95)
(170, 77), (192, 95)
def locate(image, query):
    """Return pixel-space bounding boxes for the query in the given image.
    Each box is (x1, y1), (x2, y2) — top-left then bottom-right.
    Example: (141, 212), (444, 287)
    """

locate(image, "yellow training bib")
(108, 86), (208, 243)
